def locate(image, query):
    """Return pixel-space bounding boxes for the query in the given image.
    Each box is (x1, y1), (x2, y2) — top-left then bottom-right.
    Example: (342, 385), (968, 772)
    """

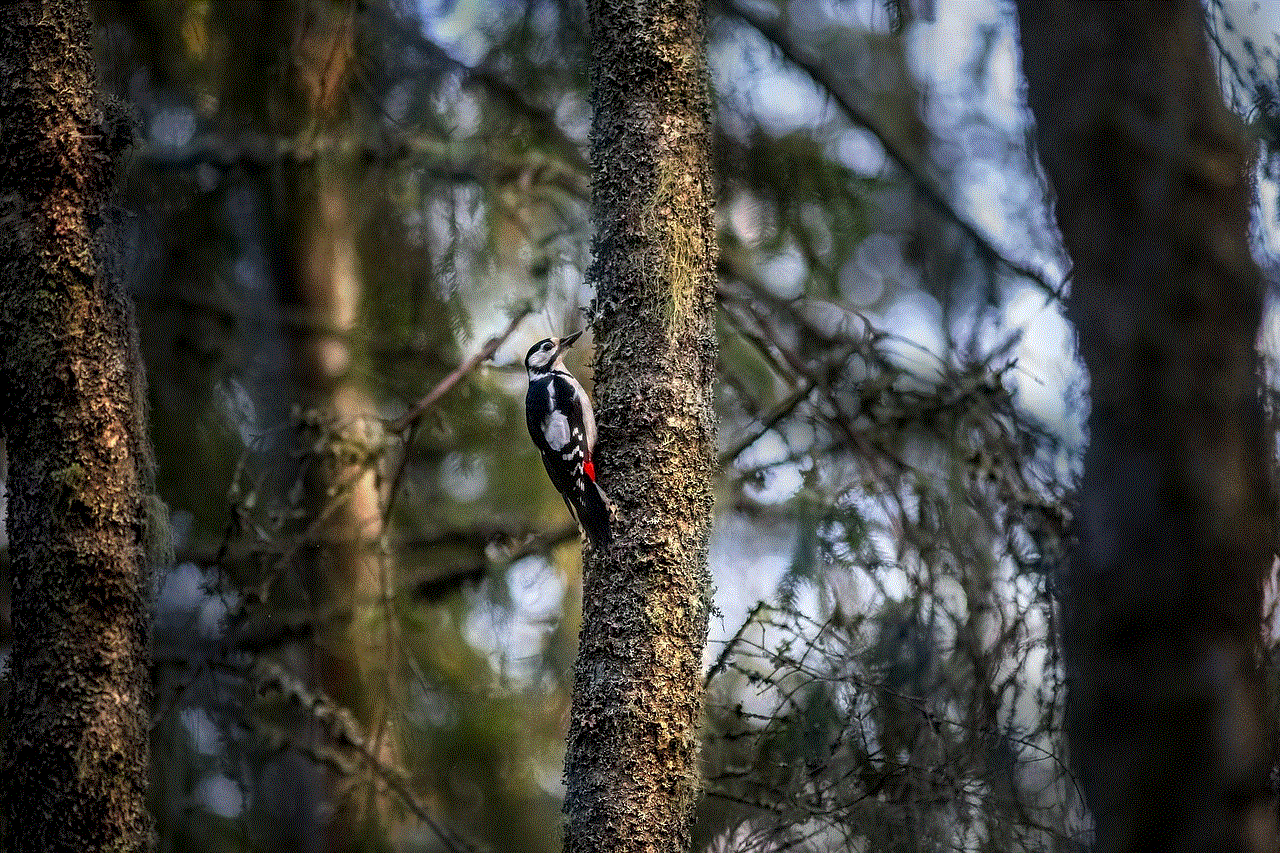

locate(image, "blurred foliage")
(0, 0), (1128, 851)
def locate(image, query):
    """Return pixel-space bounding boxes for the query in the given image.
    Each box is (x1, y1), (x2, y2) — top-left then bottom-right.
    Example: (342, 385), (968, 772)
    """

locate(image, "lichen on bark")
(561, 1), (718, 852)
(0, 1), (154, 850)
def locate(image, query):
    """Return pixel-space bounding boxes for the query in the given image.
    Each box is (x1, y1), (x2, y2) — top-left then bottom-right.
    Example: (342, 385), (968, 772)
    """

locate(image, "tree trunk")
(562, 1), (718, 852)
(1017, 2), (1277, 850)
(280, 163), (396, 853)
(0, 2), (153, 851)
(269, 8), (397, 846)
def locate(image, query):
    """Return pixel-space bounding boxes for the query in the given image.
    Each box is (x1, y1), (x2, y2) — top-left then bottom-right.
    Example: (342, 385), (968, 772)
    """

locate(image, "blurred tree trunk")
(562, 1), (718, 852)
(270, 9), (397, 849)
(1018, 2), (1277, 850)
(0, 1), (153, 851)
(280, 163), (395, 853)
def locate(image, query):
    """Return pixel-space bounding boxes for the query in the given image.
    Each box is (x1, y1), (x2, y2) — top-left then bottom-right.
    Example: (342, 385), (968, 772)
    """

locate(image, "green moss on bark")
(562, 2), (718, 853)
(0, 2), (153, 851)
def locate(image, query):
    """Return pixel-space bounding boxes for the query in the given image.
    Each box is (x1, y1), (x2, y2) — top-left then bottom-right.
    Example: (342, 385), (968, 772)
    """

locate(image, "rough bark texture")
(1018, 2), (1276, 851)
(0, 1), (153, 851)
(562, 1), (718, 852)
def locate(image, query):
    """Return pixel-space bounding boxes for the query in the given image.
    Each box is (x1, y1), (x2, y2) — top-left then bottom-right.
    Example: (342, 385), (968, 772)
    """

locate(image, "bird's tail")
(569, 479), (613, 549)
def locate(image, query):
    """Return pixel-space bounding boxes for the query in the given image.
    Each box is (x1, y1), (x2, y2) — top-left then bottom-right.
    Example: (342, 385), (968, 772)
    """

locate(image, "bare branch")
(254, 660), (486, 853)
(724, 0), (1063, 299)
(390, 307), (532, 433)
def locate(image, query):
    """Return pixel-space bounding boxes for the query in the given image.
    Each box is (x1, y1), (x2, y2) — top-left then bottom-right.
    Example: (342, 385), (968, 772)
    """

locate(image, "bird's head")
(525, 330), (583, 376)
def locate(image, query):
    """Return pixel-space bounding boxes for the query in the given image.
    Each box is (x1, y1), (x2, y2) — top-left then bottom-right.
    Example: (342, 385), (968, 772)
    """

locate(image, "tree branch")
(725, 0), (1062, 299)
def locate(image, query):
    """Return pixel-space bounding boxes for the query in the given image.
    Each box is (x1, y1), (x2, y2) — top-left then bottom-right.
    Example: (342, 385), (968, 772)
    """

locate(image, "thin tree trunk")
(282, 164), (396, 853)
(271, 23), (395, 848)
(562, 1), (718, 851)
(288, 15), (396, 853)
(1018, 2), (1276, 850)
(0, 2), (153, 851)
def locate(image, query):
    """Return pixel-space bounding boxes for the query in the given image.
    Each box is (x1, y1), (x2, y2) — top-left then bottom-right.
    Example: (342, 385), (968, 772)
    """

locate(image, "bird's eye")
(542, 342), (553, 350)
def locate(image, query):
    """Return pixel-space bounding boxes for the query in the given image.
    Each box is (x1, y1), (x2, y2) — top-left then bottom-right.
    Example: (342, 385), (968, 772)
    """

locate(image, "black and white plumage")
(525, 330), (612, 548)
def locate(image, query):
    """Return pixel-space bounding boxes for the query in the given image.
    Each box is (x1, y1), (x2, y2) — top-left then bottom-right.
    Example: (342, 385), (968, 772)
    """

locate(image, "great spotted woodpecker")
(525, 330), (612, 548)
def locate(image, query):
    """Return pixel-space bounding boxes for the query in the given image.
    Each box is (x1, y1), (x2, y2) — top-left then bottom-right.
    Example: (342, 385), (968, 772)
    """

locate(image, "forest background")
(2, 0), (1278, 851)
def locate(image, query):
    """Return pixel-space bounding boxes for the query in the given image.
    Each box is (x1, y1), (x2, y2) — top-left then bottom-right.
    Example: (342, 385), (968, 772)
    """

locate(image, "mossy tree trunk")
(1018, 1), (1277, 849)
(562, 1), (718, 852)
(0, 1), (153, 851)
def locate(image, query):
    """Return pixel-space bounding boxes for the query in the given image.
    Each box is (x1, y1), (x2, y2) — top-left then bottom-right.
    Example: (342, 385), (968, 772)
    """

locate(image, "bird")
(524, 330), (612, 548)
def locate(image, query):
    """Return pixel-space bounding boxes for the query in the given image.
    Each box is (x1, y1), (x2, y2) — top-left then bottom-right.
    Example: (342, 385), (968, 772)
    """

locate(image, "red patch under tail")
(583, 458), (596, 481)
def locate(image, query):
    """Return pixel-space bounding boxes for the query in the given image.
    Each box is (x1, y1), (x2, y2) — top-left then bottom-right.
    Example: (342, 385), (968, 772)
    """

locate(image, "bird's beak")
(557, 330), (584, 355)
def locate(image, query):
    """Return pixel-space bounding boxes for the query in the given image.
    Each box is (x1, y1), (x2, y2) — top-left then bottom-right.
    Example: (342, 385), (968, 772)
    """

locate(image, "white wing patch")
(542, 381), (571, 450)
(561, 372), (595, 451)
(543, 410), (571, 450)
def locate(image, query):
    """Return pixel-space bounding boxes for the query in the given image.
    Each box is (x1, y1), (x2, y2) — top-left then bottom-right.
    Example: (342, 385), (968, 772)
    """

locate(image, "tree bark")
(0, 1), (153, 851)
(562, 2), (718, 852)
(1018, 2), (1276, 851)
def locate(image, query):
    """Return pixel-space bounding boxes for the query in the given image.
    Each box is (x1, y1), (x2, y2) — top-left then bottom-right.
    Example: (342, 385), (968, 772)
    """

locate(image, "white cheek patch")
(543, 410), (571, 450)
